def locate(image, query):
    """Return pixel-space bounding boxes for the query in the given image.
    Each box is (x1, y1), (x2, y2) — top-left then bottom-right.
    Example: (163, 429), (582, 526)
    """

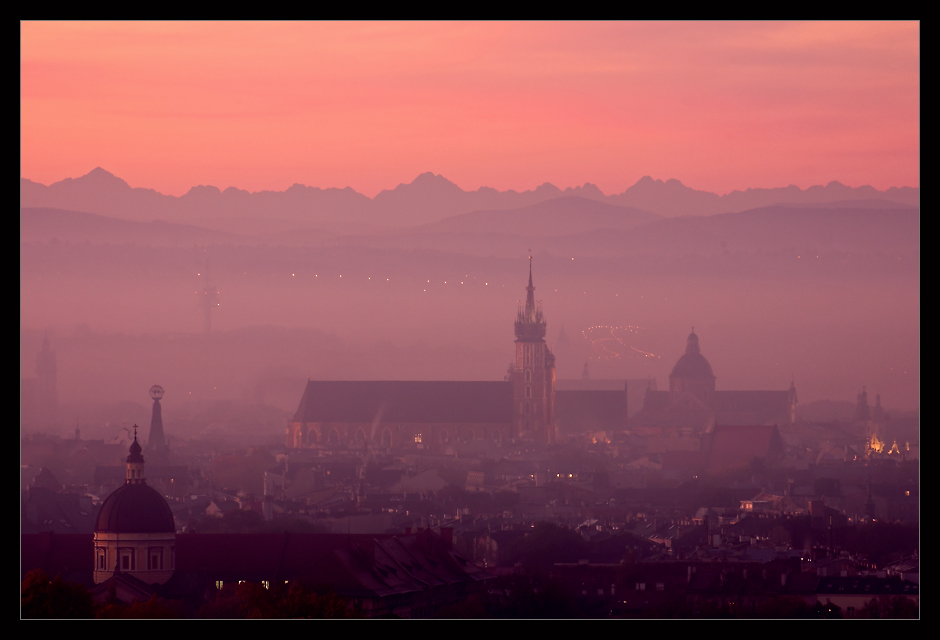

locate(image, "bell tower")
(511, 257), (555, 443)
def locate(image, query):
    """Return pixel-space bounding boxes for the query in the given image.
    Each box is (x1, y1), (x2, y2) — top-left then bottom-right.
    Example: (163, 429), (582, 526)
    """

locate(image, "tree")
(859, 596), (918, 619)
(96, 594), (181, 619)
(196, 580), (360, 619)
(21, 569), (95, 619)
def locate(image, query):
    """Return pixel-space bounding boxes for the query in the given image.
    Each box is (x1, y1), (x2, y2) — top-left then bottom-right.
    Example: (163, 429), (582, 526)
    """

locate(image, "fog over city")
(21, 22), (918, 619)
(22, 166), (918, 440)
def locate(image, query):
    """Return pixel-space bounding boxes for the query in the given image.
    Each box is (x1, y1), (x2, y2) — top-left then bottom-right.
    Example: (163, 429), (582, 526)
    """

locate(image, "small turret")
(126, 426), (146, 485)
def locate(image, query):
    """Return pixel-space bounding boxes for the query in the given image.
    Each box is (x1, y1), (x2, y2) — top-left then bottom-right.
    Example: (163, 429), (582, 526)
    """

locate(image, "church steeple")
(525, 256), (536, 323)
(511, 258), (555, 444)
(515, 256), (546, 341)
(126, 425), (146, 485)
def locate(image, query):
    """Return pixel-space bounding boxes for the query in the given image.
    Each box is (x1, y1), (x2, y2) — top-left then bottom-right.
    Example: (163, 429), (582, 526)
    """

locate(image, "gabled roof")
(292, 380), (513, 424)
(90, 572), (158, 604)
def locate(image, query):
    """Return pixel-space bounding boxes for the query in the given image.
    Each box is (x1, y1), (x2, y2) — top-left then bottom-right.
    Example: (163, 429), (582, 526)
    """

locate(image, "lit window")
(263, 580), (270, 590)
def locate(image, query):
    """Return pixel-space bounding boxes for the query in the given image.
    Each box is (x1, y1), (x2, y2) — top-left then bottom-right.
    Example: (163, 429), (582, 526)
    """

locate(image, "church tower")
(511, 258), (555, 444)
(146, 385), (169, 467)
(94, 426), (176, 585)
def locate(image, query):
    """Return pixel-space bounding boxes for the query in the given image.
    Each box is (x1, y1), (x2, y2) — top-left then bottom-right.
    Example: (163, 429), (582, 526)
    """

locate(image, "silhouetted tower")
(147, 385), (169, 466)
(35, 337), (58, 427)
(872, 392), (884, 423)
(789, 376), (799, 423)
(511, 257), (555, 444)
(855, 386), (871, 423)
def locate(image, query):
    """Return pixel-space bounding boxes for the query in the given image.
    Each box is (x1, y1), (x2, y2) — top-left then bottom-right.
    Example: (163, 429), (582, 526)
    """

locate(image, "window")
(525, 385), (531, 398)
(263, 580), (270, 590)
(120, 549), (135, 571)
(149, 548), (163, 570)
(525, 370), (531, 382)
(97, 549), (106, 570)
(215, 580), (224, 590)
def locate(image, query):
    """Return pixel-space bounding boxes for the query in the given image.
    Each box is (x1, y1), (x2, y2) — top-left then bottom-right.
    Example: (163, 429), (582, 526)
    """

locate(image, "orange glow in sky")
(21, 21), (919, 197)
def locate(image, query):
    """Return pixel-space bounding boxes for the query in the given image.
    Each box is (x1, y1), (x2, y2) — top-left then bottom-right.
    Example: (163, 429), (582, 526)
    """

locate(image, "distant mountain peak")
(182, 184), (222, 198)
(410, 172), (459, 187)
(72, 167), (130, 189)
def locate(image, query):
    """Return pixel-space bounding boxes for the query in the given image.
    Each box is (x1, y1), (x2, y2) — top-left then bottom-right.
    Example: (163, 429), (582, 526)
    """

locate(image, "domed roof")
(95, 483), (175, 534)
(670, 352), (715, 379)
(669, 330), (715, 380)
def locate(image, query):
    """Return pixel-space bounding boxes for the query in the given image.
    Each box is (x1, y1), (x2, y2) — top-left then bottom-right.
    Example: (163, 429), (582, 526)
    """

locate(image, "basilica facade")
(635, 329), (797, 430)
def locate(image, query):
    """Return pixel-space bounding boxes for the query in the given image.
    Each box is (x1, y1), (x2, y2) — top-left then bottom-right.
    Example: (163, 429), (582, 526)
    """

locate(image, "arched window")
(525, 385), (531, 398)
(525, 370), (531, 382)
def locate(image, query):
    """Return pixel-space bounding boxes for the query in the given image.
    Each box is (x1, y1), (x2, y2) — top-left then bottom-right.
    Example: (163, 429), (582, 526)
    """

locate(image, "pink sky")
(21, 21), (919, 197)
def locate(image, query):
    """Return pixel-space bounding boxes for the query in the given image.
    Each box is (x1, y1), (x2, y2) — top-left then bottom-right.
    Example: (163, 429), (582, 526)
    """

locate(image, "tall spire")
(525, 255), (536, 323)
(515, 256), (546, 341)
